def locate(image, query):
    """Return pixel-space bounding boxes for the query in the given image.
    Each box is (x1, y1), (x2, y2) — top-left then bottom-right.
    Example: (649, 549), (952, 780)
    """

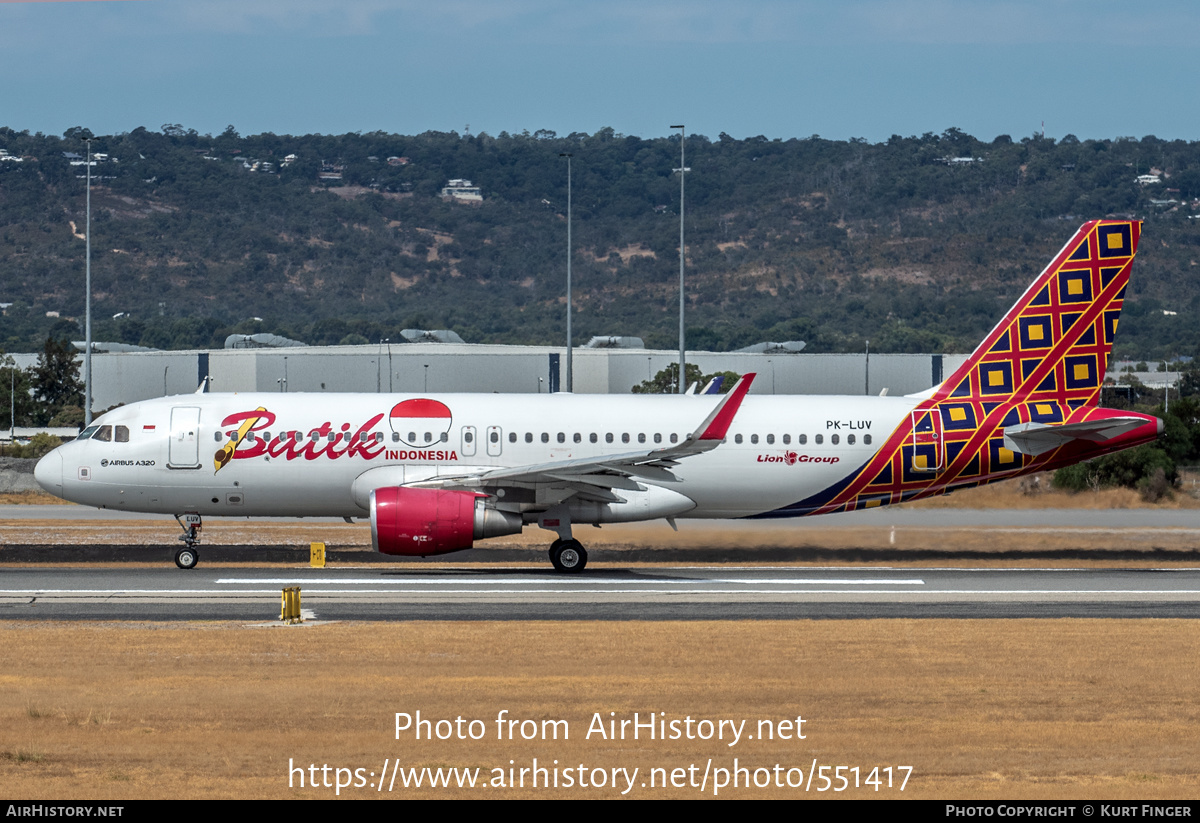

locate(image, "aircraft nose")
(33, 449), (63, 495)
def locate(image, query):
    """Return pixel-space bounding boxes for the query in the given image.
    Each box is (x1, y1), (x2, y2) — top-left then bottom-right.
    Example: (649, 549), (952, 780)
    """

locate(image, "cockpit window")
(115, 425), (130, 443)
(93, 425), (113, 442)
(77, 426), (99, 441)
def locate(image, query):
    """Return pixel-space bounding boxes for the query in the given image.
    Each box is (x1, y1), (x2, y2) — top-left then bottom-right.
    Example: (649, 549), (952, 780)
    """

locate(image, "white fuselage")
(36, 392), (921, 521)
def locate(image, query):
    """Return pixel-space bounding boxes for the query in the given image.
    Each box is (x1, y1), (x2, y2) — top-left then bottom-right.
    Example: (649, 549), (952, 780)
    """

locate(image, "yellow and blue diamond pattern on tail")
(772, 220), (1142, 518)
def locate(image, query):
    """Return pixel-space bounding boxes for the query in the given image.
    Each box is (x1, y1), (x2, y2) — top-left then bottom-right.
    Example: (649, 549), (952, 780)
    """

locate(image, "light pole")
(83, 136), (93, 424)
(865, 340), (870, 396)
(560, 152), (573, 392)
(386, 338), (392, 393)
(424, 364), (429, 393)
(670, 125), (687, 393)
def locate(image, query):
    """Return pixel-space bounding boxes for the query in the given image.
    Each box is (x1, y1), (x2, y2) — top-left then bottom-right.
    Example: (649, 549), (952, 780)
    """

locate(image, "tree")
(31, 337), (83, 425)
(0, 351), (35, 428)
(632, 364), (739, 394)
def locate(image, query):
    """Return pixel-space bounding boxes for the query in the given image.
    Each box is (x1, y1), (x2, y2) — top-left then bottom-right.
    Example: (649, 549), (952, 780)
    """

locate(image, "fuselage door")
(909, 409), (943, 473)
(461, 425), (477, 457)
(168, 406), (202, 469)
(486, 426), (503, 457)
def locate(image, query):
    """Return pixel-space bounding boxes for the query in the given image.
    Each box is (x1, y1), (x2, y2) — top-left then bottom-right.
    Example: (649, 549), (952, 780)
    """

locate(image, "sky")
(2, 0), (1199, 143)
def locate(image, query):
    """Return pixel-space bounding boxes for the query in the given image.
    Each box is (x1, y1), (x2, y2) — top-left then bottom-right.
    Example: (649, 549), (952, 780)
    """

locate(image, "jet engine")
(370, 487), (522, 556)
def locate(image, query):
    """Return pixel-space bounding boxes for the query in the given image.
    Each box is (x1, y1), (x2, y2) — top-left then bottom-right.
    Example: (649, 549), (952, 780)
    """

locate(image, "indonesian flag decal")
(389, 398), (453, 447)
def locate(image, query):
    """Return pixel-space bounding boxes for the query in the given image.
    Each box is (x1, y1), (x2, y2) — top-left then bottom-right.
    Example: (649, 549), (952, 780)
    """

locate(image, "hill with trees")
(2, 125), (1199, 360)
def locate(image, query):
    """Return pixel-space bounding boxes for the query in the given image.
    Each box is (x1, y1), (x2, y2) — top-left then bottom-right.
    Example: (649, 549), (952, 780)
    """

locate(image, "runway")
(2, 565), (1200, 620)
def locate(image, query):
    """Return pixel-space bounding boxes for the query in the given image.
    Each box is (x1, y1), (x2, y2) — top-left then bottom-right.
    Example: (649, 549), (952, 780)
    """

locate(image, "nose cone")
(34, 449), (63, 496)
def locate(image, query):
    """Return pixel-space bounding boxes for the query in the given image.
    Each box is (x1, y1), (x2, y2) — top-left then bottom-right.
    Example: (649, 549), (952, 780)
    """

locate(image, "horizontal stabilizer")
(1003, 416), (1151, 456)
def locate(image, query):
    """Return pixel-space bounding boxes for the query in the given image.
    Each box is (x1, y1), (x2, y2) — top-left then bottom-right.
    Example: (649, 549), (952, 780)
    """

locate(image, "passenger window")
(327, 433), (336, 442)
(214, 432), (222, 443)
(766, 434), (774, 445)
(376, 432), (384, 442)
(525, 433), (533, 443)
(831, 434), (839, 445)
(783, 434), (791, 444)
(799, 434), (807, 445)
(848, 434), (855, 445)
(425, 432), (434, 443)
(606, 433), (614, 443)
(590, 433), (598, 443)
(654, 433), (662, 444)
(670, 434), (678, 444)
(440, 432), (448, 442)
(408, 431), (416, 442)
(541, 433), (549, 443)
(557, 433), (565, 443)
(622, 433), (630, 444)
(94, 426), (112, 442)
(490, 431), (499, 443)
(509, 432), (517, 443)
(750, 434), (759, 445)
(293, 432), (302, 442)
(864, 434), (872, 445)
(574, 433), (581, 443)
(815, 434), (823, 444)
(245, 431), (256, 443)
(464, 432), (474, 443)
(392, 432), (400, 442)
(735, 434), (743, 444)
(638, 433), (646, 444)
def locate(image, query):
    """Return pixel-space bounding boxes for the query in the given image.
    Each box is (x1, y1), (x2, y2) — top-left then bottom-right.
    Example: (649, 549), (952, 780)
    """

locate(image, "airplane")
(34, 219), (1161, 572)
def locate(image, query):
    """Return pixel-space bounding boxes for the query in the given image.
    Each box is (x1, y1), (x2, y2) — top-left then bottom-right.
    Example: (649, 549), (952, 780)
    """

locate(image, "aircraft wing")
(413, 374), (756, 499)
(1002, 416), (1151, 457)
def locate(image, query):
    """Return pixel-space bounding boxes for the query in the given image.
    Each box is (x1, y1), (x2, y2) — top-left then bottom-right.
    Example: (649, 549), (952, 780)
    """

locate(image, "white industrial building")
(8, 342), (967, 412)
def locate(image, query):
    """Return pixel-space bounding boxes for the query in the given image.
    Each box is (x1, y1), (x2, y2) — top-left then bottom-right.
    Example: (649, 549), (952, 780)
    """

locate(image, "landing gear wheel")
(174, 547), (199, 570)
(549, 539), (587, 574)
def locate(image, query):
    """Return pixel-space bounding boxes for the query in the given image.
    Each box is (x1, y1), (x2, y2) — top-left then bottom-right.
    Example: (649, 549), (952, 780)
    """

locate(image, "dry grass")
(0, 492), (63, 505)
(902, 472), (1200, 510)
(0, 621), (1197, 799)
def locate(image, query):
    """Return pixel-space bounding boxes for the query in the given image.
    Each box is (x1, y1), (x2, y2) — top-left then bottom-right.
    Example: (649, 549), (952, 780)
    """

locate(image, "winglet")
(695, 373), (755, 441)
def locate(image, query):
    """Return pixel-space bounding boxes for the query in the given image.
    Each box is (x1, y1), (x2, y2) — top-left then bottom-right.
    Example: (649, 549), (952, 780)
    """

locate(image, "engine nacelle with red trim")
(370, 487), (523, 556)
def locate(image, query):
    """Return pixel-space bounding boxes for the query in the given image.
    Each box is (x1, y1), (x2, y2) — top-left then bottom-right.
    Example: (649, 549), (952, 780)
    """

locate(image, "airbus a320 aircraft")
(35, 220), (1161, 572)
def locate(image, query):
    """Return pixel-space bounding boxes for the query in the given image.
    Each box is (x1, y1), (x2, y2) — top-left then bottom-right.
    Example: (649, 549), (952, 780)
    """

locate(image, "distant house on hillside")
(441, 179), (482, 203)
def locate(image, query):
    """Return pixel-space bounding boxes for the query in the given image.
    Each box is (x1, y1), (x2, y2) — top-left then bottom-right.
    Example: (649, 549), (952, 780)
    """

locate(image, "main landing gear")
(539, 507), (588, 573)
(549, 538), (588, 574)
(173, 513), (202, 570)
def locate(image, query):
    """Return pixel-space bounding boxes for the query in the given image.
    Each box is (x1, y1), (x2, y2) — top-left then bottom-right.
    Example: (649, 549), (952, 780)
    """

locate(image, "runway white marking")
(6, 589), (1200, 597)
(215, 577), (927, 586)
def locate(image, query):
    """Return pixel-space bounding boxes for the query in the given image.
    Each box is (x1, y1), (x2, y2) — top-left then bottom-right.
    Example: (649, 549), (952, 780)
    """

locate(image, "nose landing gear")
(173, 513), (202, 570)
